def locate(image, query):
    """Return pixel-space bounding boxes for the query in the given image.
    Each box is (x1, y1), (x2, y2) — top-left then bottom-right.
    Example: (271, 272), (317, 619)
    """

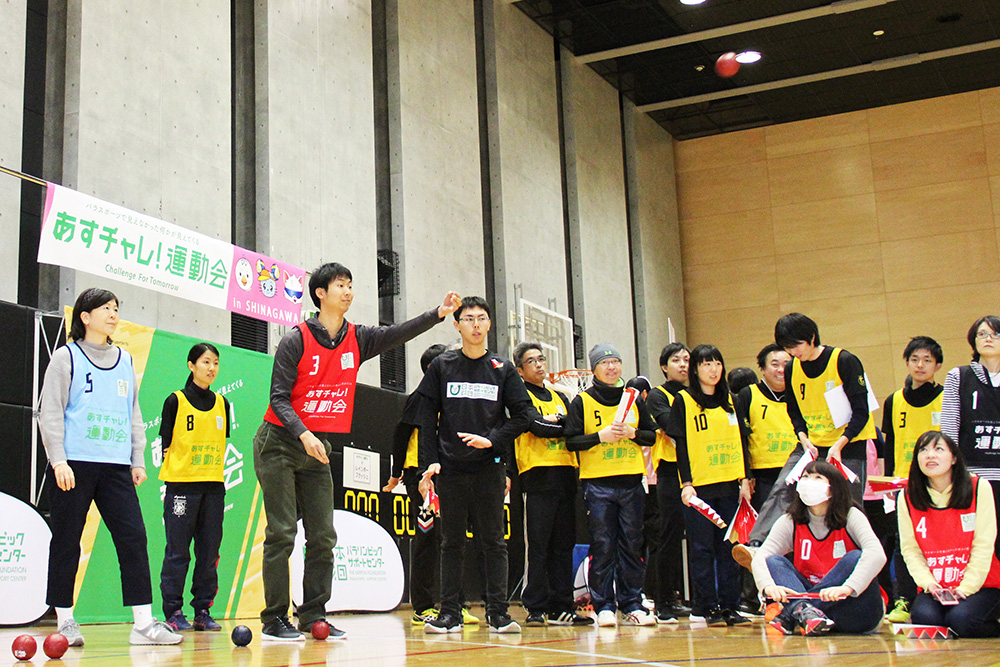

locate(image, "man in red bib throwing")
(254, 262), (460, 641)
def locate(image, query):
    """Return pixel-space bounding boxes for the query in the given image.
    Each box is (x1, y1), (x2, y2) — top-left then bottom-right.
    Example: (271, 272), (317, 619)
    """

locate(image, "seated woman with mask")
(751, 460), (886, 635)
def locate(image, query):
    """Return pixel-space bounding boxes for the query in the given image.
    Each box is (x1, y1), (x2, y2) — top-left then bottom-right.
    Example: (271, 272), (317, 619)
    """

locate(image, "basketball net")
(547, 368), (593, 398)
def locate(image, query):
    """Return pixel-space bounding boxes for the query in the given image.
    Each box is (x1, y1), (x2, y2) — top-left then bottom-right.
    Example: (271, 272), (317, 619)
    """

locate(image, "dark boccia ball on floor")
(231, 625), (253, 647)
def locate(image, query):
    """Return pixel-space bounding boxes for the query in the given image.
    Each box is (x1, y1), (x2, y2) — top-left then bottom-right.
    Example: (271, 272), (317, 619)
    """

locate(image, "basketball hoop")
(548, 368), (593, 397)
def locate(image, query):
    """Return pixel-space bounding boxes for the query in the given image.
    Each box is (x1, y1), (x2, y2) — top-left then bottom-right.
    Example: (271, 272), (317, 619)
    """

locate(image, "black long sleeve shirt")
(882, 377), (943, 475)
(417, 349), (532, 473)
(646, 380), (687, 432)
(267, 307), (444, 438)
(390, 391), (423, 478)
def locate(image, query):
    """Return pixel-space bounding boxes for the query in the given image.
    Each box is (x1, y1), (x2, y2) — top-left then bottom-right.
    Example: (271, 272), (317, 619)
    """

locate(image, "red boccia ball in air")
(715, 52), (740, 78)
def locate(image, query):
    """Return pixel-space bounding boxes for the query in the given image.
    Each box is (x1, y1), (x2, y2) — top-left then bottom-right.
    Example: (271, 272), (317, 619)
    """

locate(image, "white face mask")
(796, 477), (831, 506)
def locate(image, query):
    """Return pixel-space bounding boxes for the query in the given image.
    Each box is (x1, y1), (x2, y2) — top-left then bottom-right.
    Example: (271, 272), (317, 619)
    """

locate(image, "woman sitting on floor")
(751, 460), (885, 635)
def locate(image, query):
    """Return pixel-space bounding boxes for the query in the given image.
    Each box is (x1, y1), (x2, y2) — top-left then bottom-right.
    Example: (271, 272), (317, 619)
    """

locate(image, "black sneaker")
(298, 618), (348, 640)
(661, 601), (692, 618)
(487, 613), (521, 634)
(706, 608), (728, 627)
(424, 612), (462, 634)
(525, 612), (547, 626)
(193, 609), (222, 631)
(768, 606), (797, 635)
(262, 616), (305, 641)
(791, 603), (834, 635)
(655, 608), (678, 624)
(548, 611), (594, 626)
(722, 608), (752, 626)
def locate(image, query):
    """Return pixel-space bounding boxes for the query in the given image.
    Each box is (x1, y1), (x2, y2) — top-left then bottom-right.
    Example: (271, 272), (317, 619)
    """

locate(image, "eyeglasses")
(520, 355), (546, 366)
(459, 316), (490, 324)
(597, 358), (622, 366)
(977, 332), (1000, 341)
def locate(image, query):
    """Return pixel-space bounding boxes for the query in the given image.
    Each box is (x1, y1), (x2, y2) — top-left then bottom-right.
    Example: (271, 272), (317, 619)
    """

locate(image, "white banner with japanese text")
(37, 184), (307, 326)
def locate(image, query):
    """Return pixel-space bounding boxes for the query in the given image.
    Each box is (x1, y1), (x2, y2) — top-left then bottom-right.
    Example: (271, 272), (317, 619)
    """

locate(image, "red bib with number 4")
(793, 524), (857, 584)
(264, 322), (359, 433)
(905, 475), (1000, 589)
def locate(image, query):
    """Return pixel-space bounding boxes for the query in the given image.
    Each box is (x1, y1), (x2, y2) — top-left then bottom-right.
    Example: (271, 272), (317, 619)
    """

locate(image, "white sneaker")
(596, 610), (617, 627)
(58, 619), (85, 647)
(622, 609), (657, 626)
(130, 620), (183, 645)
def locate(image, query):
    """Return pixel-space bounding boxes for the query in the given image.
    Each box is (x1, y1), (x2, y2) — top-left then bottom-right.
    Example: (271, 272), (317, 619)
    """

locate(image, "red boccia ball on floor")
(43, 633), (69, 659)
(11, 635), (36, 661)
(311, 620), (330, 640)
(715, 52), (740, 78)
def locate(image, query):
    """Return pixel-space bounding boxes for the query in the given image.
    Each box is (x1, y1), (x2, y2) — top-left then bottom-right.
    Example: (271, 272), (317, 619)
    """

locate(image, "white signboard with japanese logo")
(342, 445), (380, 493)
(290, 510), (404, 612)
(0, 492), (51, 625)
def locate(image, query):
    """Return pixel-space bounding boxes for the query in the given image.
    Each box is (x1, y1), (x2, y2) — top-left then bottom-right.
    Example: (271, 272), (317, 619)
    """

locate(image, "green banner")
(71, 325), (271, 622)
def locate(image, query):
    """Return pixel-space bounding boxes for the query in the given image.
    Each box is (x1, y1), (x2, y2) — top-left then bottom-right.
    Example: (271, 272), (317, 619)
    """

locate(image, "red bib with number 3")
(793, 524), (857, 584)
(264, 322), (359, 433)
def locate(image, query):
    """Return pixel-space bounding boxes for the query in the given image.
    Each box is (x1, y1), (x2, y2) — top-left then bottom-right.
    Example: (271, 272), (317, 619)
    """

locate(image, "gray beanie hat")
(589, 343), (621, 370)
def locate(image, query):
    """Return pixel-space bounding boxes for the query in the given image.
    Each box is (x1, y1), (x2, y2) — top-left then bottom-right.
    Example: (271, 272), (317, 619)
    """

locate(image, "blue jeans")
(911, 588), (1000, 638)
(583, 480), (645, 613)
(766, 550), (883, 633)
(683, 493), (740, 614)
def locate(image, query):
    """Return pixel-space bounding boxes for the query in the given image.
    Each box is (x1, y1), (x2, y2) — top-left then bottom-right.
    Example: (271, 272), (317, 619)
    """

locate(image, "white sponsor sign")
(446, 382), (499, 401)
(0, 493), (52, 625)
(290, 510), (404, 612)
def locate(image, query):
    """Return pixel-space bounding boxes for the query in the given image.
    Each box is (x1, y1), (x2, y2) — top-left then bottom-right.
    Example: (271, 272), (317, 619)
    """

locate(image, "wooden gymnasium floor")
(4, 607), (1000, 667)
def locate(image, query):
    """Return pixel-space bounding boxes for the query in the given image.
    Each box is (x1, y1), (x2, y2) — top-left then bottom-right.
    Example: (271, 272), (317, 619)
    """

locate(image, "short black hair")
(756, 343), (785, 370)
(454, 296), (491, 321)
(420, 343), (448, 374)
(625, 375), (652, 393)
(903, 336), (943, 364)
(967, 316), (1000, 363)
(308, 262), (353, 309)
(69, 288), (119, 343)
(659, 343), (690, 374)
(513, 341), (543, 367)
(727, 367), (757, 395)
(775, 313), (820, 349)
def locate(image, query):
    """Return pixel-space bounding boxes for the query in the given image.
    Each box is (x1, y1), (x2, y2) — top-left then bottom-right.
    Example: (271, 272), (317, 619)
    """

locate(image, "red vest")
(905, 476), (1000, 589)
(793, 523), (858, 584)
(263, 322), (360, 433)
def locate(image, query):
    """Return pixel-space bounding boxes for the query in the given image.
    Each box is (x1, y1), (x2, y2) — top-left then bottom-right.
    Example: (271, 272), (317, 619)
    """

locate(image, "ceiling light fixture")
(679, 0), (707, 5)
(695, 65), (705, 71)
(735, 50), (761, 64)
(873, 29), (885, 36)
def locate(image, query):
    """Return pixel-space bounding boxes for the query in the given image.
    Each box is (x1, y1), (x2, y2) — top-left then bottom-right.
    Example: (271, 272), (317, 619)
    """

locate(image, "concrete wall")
(631, 109), (686, 378)
(0, 0), (26, 303)
(493, 1), (568, 345)
(258, 0), (381, 384)
(562, 55), (637, 378)
(61, 0), (231, 340)
(392, 0), (485, 386)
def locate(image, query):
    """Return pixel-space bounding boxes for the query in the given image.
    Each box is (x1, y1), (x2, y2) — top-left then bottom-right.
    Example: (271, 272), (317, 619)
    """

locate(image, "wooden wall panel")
(777, 243), (884, 303)
(683, 256), (778, 313)
(674, 128), (766, 173)
(767, 144), (874, 207)
(881, 229), (1000, 294)
(985, 123), (1000, 176)
(676, 162), (770, 219)
(875, 178), (994, 241)
(764, 110), (868, 160)
(771, 194), (878, 251)
(867, 91), (982, 143)
(675, 87), (1000, 404)
(871, 127), (988, 192)
(680, 209), (774, 266)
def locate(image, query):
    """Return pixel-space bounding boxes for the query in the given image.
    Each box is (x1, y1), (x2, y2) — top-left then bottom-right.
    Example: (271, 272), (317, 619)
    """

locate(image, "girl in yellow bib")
(159, 343), (230, 633)
(665, 344), (751, 627)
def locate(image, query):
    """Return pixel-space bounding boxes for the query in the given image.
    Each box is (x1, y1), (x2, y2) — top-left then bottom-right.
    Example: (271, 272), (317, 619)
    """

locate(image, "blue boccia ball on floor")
(231, 625), (253, 647)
